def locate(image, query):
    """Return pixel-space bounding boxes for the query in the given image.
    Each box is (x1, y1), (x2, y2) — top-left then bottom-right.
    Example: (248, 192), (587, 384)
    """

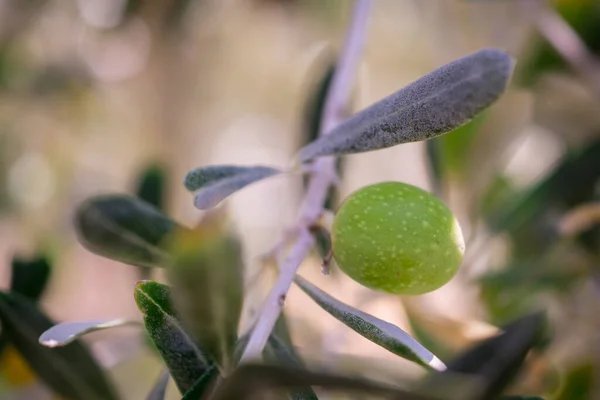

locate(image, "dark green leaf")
(208, 364), (437, 400)
(181, 365), (219, 400)
(167, 211), (244, 373)
(136, 163), (167, 212)
(298, 49), (514, 161)
(183, 165), (282, 210)
(10, 253), (51, 301)
(431, 312), (548, 400)
(39, 319), (138, 348)
(294, 275), (445, 371)
(500, 396), (545, 400)
(0, 291), (119, 400)
(134, 280), (213, 394)
(75, 194), (176, 268)
(146, 370), (170, 400)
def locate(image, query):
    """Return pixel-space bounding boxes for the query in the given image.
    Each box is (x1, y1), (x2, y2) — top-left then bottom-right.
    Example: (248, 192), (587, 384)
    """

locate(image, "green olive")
(332, 182), (465, 295)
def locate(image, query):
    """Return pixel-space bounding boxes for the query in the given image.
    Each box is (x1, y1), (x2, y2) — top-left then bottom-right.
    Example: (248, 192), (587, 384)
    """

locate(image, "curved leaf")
(294, 275), (445, 371)
(166, 210), (243, 373)
(208, 364), (437, 400)
(39, 319), (138, 348)
(298, 48), (514, 162)
(134, 280), (213, 394)
(75, 194), (176, 268)
(0, 291), (119, 400)
(183, 165), (282, 210)
(432, 311), (548, 400)
(146, 370), (170, 400)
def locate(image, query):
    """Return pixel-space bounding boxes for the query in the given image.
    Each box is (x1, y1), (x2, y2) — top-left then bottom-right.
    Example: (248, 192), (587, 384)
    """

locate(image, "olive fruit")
(331, 182), (465, 295)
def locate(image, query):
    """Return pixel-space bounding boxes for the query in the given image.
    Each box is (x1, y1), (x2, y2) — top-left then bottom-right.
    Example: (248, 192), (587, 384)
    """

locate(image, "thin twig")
(239, 0), (372, 363)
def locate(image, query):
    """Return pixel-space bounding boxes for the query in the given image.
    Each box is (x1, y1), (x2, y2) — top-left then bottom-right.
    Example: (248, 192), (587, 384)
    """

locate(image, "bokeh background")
(1, 0), (599, 398)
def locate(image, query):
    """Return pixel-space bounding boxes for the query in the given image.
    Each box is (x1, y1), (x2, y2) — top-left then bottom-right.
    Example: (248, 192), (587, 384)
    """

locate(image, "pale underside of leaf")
(294, 275), (446, 371)
(299, 49), (514, 161)
(39, 319), (139, 348)
(184, 165), (282, 210)
(0, 293), (118, 400)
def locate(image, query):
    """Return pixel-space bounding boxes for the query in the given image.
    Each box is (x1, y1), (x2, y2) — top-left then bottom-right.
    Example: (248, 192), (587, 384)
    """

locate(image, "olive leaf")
(145, 370), (170, 400)
(0, 291), (119, 400)
(39, 319), (139, 348)
(10, 253), (52, 301)
(166, 209), (243, 373)
(425, 311), (548, 400)
(208, 363), (437, 400)
(134, 280), (213, 394)
(181, 365), (220, 400)
(294, 275), (445, 371)
(184, 165), (283, 210)
(75, 194), (177, 268)
(298, 48), (514, 162)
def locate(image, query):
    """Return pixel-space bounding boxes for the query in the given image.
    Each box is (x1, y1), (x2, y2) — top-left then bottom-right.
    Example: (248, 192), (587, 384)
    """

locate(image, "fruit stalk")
(239, 0), (372, 363)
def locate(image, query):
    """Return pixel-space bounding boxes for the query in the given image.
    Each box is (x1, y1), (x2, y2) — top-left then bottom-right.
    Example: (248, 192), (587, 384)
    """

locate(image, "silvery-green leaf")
(181, 365), (219, 400)
(135, 280), (214, 394)
(39, 319), (139, 348)
(146, 370), (170, 400)
(183, 165), (282, 210)
(294, 275), (445, 371)
(75, 195), (177, 268)
(299, 49), (514, 161)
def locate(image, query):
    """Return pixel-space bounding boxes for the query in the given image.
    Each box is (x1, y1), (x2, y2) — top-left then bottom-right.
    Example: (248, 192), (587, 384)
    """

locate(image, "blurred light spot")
(504, 125), (564, 187)
(79, 18), (150, 82)
(77, 0), (127, 29)
(8, 152), (56, 210)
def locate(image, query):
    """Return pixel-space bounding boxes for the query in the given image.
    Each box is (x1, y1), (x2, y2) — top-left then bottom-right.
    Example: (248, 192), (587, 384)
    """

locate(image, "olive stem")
(239, 0), (372, 363)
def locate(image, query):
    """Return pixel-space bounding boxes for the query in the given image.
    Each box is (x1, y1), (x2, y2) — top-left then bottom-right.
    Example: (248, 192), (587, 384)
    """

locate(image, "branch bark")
(239, 0), (372, 363)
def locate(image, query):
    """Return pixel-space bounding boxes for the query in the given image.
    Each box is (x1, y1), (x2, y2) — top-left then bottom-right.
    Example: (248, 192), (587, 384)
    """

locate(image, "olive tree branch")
(239, 0), (372, 363)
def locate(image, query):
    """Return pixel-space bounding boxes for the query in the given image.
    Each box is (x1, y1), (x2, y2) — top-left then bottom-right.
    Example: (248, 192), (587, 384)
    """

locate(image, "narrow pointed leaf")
(209, 364), (437, 400)
(432, 311), (548, 400)
(0, 291), (119, 400)
(166, 210), (243, 373)
(294, 275), (445, 371)
(298, 48), (514, 162)
(146, 370), (170, 400)
(134, 280), (213, 394)
(184, 165), (282, 210)
(75, 194), (177, 268)
(10, 253), (52, 301)
(39, 319), (138, 348)
(181, 365), (219, 400)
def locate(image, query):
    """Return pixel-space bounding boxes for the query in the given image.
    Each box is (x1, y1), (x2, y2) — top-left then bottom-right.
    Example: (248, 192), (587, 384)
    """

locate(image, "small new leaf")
(299, 49), (514, 161)
(75, 195), (176, 268)
(294, 275), (445, 371)
(167, 209), (244, 373)
(134, 280), (213, 394)
(184, 165), (282, 210)
(39, 319), (138, 348)
(0, 292), (119, 400)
